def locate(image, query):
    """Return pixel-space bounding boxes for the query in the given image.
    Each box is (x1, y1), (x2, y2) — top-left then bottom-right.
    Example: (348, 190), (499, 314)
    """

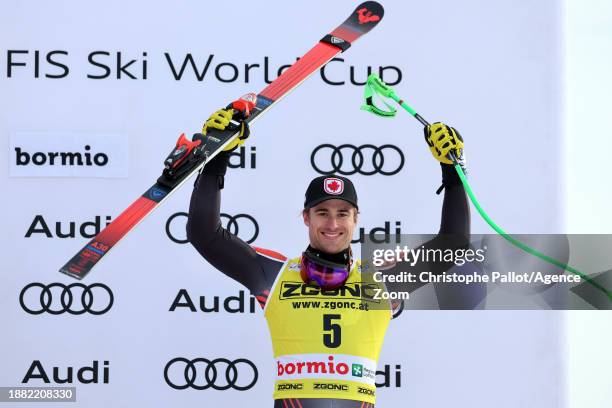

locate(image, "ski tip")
(352, 1), (384, 27)
(357, 1), (385, 21)
(330, 1), (384, 44)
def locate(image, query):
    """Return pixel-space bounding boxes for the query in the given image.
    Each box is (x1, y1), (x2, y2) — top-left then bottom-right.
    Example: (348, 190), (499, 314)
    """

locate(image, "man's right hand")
(202, 108), (250, 152)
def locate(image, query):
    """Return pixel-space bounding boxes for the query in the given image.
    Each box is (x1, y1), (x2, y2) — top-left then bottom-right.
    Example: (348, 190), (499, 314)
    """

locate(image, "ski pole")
(362, 74), (612, 303)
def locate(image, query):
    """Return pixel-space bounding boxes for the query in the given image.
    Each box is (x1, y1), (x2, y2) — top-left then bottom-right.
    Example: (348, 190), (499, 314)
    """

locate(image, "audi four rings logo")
(166, 212), (259, 244)
(19, 283), (113, 315)
(311, 144), (405, 175)
(164, 357), (258, 391)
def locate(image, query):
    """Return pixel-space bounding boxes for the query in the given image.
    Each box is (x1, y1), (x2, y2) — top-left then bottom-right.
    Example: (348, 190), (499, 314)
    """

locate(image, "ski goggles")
(300, 251), (350, 290)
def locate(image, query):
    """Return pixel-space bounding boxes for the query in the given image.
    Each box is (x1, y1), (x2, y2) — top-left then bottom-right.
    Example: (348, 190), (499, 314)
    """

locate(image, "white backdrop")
(564, 1), (612, 407)
(1, 1), (566, 407)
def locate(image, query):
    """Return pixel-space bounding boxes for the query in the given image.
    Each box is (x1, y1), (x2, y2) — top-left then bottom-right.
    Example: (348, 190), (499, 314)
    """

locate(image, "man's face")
(303, 199), (358, 254)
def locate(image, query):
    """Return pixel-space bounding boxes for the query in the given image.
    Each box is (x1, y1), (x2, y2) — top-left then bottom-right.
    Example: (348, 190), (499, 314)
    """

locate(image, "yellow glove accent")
(202, 108), (250, 152)
(425, 122), (464, 165)
(222, 119), (249, 152)
(202, 109), (234, 134)
(222, 131), (244, 152)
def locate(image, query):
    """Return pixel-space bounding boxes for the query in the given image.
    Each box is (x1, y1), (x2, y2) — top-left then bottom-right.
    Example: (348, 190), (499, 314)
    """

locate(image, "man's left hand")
(424, 122), (465, 166)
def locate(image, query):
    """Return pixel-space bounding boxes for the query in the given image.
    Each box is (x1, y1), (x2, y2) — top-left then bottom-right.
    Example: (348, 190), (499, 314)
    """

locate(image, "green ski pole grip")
(367, 74), (395, 97)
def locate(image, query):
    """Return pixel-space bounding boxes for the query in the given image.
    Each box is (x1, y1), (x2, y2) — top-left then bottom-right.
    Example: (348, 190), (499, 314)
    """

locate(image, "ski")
(59, 1), (384, 280)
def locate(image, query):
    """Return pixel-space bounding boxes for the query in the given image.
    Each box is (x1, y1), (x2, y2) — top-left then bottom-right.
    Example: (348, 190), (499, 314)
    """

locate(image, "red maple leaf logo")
(328, 180), (340, 192)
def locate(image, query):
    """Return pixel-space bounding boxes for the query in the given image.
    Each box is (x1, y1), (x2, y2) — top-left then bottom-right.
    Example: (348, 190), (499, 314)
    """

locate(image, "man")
(187, 106), (470, 407)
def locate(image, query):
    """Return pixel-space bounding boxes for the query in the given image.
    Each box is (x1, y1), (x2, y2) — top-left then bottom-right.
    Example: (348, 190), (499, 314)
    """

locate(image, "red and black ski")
(60, 1), (384, 279)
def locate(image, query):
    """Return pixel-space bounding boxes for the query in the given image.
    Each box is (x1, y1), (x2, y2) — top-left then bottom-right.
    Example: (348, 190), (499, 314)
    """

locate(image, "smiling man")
(187, 106), (470, 408)
(305, 190), (356, 255)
